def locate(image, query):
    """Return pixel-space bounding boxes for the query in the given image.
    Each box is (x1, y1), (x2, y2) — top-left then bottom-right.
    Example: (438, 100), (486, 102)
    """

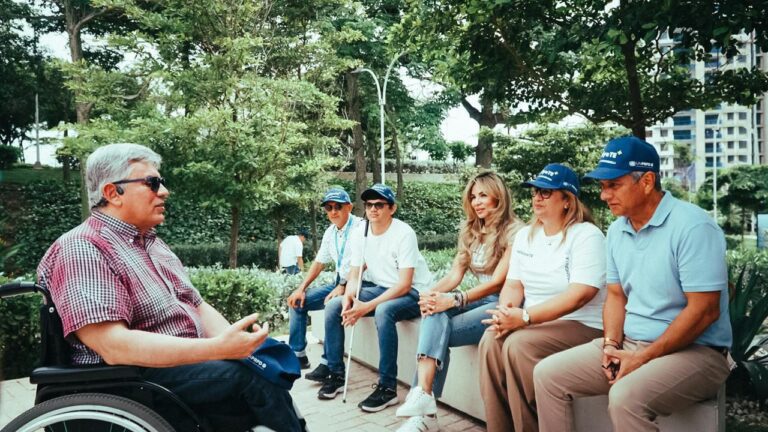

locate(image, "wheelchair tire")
(1, 392), (176, 432)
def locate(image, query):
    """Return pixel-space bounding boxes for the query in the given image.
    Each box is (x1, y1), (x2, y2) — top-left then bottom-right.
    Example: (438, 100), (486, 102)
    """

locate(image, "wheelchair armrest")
(31, 364), (142, 385)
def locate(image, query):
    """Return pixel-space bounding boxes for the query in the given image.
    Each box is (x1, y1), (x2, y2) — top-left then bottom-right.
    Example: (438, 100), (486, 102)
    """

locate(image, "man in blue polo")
(534, 136), (732, 432)
(286, 187), (362, 374)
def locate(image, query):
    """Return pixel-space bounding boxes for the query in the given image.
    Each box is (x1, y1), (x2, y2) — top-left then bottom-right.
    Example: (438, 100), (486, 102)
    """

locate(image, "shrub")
(727, 248), (768, 401)
(0, 274), (42, 380)
(0, 145), (22, 169)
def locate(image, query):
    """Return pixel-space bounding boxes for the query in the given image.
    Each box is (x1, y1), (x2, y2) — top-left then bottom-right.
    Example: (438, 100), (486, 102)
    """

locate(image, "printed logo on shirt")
(564, 255), (571, 281)
(516, 249), (533, 258)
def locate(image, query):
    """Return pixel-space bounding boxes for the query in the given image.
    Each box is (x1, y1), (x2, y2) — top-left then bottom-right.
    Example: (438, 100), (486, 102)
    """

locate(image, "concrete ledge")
(309, 310), (724, 431)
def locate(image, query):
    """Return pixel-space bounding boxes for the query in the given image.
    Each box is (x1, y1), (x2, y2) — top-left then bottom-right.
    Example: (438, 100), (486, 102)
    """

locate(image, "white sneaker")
(395, 386), (437, 417)
(396, 415), (440, 432)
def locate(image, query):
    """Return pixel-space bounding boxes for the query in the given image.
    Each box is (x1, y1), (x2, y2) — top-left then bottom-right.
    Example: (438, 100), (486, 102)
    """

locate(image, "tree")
(717, 165), (768, 236)
(399, 0), (768, 139)
(70, 0), (352, 268)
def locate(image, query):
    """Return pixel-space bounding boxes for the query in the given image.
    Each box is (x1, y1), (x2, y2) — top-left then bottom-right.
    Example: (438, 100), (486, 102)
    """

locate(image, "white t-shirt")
(507, 222), (606, 329)
(314, 215), (363, 279)
(279, 235), (304, 268)
(348, 218), (433, 292)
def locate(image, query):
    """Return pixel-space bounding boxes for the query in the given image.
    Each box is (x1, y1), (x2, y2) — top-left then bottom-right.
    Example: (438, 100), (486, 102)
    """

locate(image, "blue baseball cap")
(241, 337), (301, 390)
(584, 136), (660, 180)
(522, 163), (580, 196)
(321, 188), (351, 205)
(361, 183), (396, 204)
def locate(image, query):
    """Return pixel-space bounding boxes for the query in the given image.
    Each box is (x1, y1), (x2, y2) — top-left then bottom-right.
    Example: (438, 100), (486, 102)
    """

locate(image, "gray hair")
(86, 143), (162, 208)
(630, 171), (662, 191)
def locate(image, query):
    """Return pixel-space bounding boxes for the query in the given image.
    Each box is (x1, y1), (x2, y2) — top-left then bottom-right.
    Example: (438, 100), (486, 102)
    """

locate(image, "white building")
(645, 33), (767, 191)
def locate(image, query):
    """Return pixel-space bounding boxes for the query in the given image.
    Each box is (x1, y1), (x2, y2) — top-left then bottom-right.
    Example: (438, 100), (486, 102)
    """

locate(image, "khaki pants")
(478, 320), (602, 432)
(533, 338), (730, 432)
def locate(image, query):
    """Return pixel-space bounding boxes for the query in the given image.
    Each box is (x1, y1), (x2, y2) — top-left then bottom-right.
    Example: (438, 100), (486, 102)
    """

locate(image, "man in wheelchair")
(34, 143), (304, 431)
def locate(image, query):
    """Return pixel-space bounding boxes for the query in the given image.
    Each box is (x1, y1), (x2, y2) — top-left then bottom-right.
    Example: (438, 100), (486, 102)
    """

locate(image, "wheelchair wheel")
(1, 392), (176, 432)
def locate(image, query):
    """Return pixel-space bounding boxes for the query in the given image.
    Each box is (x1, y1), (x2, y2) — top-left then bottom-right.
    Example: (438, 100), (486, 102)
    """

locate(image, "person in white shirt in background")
(279, 228), (308, 275)
(317, 183), (433, 413)
(286, 188), (362, 372)
(395, 171), (523, 432)
(479, 163), (606, 432)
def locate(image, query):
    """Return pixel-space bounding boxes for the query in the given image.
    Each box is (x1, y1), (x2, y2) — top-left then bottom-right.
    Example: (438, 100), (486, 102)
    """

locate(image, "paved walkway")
(0, 340), (485, 431)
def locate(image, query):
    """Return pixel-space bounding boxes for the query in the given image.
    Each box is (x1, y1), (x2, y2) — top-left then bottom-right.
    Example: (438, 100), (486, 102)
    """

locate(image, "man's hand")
(341, 297), (372, 327)
(287, 287), (306, 309)
(603, 345), (648, 384)
(324, 285), (346, 304)
(482, 305), (525, 339)
(212, 313), (269, 359)
(418, 292), (454, 317)
(601, 348), (620, 382)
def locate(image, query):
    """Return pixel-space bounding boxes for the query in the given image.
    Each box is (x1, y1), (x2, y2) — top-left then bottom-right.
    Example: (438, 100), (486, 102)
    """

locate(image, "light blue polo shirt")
(606, 192), (732, 348)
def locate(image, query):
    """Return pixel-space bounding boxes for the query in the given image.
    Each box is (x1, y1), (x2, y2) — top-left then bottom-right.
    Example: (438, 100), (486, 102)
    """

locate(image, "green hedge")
(1, 180), (465, 275)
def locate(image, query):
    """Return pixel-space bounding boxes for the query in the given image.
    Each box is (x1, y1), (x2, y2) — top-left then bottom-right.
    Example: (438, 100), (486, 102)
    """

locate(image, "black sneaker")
(298, 355), (311, 370)
(358, 384), (398, 412)
(317, 373), (345, 400)
(306, 363), (330, 382)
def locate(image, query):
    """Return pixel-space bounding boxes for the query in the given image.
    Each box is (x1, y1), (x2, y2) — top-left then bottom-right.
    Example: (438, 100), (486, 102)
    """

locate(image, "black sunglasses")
(364, 201), (389, 210)
(529, 187), (553, 199)
(322, 203), (344, 212)
(113, 176), (167, 193)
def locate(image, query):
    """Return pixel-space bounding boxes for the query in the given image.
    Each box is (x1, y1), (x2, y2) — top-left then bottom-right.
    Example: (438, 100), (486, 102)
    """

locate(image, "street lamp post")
(352, 52), (404, 185)
(712, 120), (720, 221)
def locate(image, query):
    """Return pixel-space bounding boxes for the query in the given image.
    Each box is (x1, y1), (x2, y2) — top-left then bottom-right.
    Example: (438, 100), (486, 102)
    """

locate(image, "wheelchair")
(0, 281), (254, 432)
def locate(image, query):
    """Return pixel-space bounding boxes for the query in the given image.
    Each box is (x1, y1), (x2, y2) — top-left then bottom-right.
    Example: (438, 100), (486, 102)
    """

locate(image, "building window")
(727, 112), (734, 121)
(673, 116), (692, 126)
(646, 130), (653, 138)
(705, 143), (714, 153)
(705, 114), (719, 124)
(739, 140), (748, 149)
(728, 141), (735, 149)
(706, 156), (714, 167)
(739, 112), (747, 120)
(738, 55), (747, 63)
(727, 127), (734, 135)
(660, 143), (668, 151)
(660, 129), (669, 137)
(728, 155), (735, 163)
(739, 155), (748, 162)
(673, 130), (692, 140)
(739, 126), (747, 135)
(705, 128), (715, 139)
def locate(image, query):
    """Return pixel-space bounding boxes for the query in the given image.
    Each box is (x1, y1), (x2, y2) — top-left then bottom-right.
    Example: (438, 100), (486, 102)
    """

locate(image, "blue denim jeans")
(289, 281), (337, 358)
(324, 283), (421, 389)
(414, 294), (498, 398)
(282, 265), (300, 275)
(141, 360), (303, 431)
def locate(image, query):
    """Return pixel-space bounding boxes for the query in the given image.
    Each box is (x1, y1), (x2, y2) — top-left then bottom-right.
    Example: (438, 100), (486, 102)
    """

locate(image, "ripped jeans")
(413, 294), (498, 398)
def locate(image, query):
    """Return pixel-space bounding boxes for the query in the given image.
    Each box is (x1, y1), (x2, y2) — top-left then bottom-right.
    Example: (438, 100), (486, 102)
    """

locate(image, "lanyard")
(335, 217), (354, 273)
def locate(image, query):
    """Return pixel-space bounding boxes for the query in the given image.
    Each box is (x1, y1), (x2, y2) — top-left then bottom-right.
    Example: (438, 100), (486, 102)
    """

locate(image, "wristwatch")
(339, 279), (348, 287)
(452, 292), (462, 308)
(521, 308), (531, 326)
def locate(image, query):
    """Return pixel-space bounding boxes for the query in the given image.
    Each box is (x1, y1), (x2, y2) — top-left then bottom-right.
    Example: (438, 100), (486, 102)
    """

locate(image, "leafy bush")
(340, 159), (467, 174)
(0, 145), (22, 169)
(727, 248), (768, 401)
(0, 274), (42, 380)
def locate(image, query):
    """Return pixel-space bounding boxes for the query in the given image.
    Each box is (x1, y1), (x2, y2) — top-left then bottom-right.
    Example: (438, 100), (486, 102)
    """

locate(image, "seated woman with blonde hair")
(395, 171), (523, 432)
(479, 163), (606, 432)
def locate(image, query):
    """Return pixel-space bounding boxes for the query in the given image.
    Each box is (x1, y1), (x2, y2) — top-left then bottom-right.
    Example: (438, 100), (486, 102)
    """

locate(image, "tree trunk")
(274, 217), (284, 270)
(346, 72), (367, 216)
(392, 126), (404, 200)
(620, 38), (646, 138)
(228, 204), (240, 269)
(475, 100), (498, 168)
(370, 137), (382, 184)
(310, 203), (318, 253)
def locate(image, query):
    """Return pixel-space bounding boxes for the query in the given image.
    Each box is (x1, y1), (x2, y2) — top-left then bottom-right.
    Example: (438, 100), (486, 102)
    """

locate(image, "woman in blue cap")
(477, 163), (606, 432)
(395, 171), (523, 432)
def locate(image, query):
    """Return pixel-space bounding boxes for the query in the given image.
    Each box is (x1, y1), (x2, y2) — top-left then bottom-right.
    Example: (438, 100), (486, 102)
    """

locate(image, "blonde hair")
(528, 190), (594, 245)
(457, 171), (522, 275)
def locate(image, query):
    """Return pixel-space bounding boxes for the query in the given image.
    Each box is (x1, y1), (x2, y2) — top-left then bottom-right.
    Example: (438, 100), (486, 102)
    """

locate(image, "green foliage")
(0, 274), (41, 380)
(0, 145), (22, 169)
(448, 141), (473, 164)
(171, 242), (314, 270)
(727, 248), (768, 401)
(494, 123), (626, 229)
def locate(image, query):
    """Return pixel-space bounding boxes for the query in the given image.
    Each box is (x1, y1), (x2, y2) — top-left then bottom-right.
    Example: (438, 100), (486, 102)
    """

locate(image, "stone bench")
(308, 310), (724, 431)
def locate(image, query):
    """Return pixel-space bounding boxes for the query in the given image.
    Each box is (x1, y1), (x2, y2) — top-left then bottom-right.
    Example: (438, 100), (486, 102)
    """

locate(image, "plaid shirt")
(38, 211), (204, 365)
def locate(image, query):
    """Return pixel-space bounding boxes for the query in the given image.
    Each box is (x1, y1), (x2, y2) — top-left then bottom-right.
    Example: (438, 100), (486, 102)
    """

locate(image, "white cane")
(342, 219), (370, 403)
